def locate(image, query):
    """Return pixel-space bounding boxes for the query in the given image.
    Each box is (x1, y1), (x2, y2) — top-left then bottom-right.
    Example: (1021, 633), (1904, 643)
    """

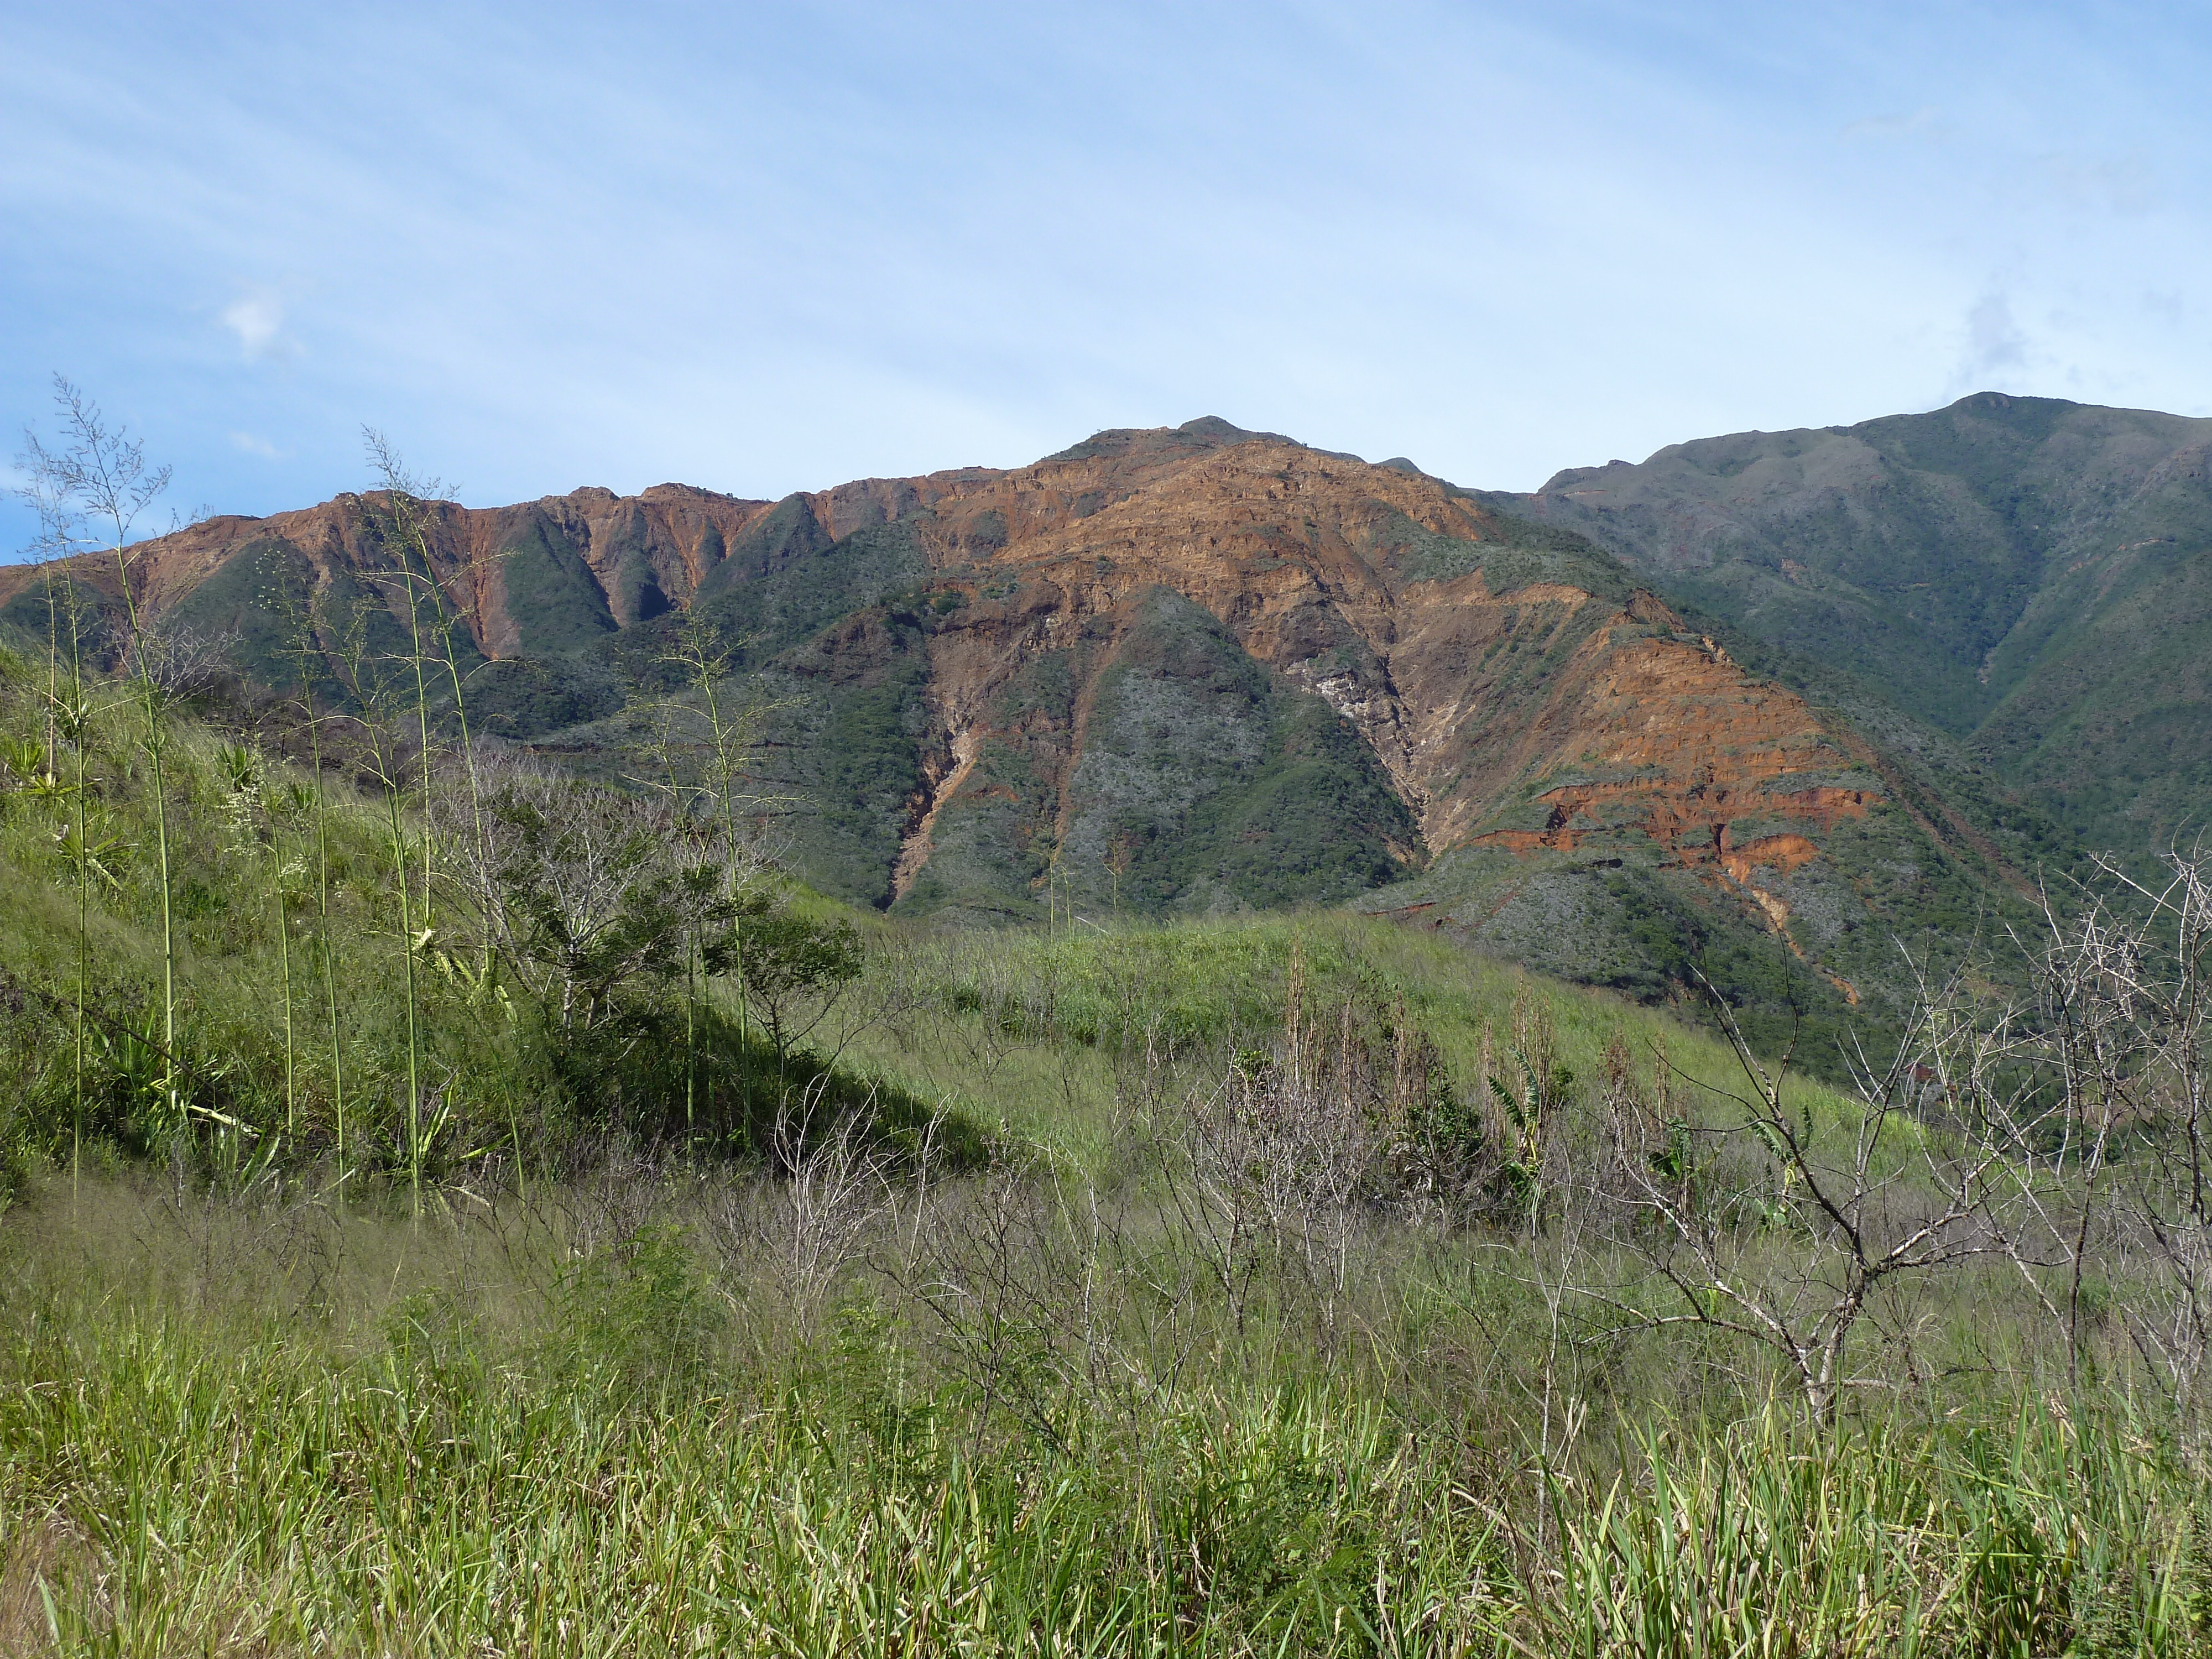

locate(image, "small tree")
(734, 897), (863, 1078)
(452, 758), (738, 1032)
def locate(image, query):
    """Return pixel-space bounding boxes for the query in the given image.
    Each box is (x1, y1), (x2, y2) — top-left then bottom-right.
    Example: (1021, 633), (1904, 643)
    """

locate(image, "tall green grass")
(2, 1179), (2206, 1656)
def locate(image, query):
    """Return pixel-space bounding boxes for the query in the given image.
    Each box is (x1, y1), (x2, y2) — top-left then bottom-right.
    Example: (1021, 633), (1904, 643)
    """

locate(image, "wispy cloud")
(1970, 293), (2028, 372)
(2143, 289), (2185, 328)
(221, 290), (300, 362)
(2034, 152), (2158, 216)
(1950, 291), (2031, 396)
(229, 430), (284, 459)
(1843, 106), (1940, 138)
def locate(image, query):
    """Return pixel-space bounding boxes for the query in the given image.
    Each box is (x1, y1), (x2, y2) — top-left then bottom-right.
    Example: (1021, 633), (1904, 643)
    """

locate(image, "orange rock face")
(3, 421), (1908, 950)
(866, 434), (1880, 912)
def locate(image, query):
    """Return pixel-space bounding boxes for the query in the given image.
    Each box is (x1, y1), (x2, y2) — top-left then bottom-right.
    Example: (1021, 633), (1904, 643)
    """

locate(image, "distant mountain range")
(6, 397), (2201, 1056)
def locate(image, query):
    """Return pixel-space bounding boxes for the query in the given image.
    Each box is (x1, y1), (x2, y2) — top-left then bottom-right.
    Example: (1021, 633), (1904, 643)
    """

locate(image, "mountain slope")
(1493, 392), (2212, 851)
(0, 418), (2065, 1052)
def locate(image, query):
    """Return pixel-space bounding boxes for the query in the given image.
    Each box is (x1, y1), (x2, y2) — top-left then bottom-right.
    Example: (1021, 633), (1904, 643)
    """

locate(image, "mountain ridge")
(1490, 392), (2212, 853)
(0, 415), (2086, 1057)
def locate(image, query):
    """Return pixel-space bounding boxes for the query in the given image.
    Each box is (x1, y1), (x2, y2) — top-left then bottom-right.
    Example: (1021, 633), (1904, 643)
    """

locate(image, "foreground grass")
(7, 650), (2211, 1654)
(1, 1311), (1477, 1655)
(3, 1179), (2209, 1657)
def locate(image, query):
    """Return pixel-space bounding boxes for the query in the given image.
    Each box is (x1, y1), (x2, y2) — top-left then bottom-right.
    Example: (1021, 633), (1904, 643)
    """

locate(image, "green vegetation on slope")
(1499, 393), (2212, 852)
(1042, 588), (1416, 919)
(0, 639), (975, 1194)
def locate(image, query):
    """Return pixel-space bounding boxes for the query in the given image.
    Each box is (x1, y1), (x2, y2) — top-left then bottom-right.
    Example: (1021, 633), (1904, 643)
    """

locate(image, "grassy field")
(3, 643), (2212, 1653)
(4, 1163), (2208, 1655)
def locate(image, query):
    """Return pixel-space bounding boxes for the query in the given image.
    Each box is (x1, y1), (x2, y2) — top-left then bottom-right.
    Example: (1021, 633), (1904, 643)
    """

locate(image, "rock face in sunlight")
(0, 416), (2070, 1032)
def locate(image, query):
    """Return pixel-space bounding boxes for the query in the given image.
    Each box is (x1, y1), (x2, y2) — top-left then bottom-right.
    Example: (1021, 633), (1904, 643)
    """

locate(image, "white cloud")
(221, 290), (299, 362)
(229, 430), (283, 458)
(1950, 291), (2031, 395)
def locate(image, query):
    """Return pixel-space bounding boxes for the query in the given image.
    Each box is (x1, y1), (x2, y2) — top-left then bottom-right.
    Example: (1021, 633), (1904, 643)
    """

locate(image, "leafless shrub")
(1507, 841), (2212, 1423)
(1587, 962), (2025, 1423)
(899, 1165), (1081, 1449)
(111, 616), (238, 702)
(1165, 974), (1386, 1342)
(2057, 846), (2212, 1403)
(523, 1133), (678, 1261)
(700, 1081), (895, 1345)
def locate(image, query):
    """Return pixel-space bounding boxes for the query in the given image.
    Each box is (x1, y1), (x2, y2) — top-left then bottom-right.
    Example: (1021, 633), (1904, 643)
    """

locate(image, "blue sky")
(4, 1), (2209, 554)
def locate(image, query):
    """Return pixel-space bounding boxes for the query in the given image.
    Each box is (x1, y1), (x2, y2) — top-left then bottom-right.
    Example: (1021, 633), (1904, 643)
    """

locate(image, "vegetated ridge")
(0, 416), (2078, 1050)
(1494, 390), (2212, 855)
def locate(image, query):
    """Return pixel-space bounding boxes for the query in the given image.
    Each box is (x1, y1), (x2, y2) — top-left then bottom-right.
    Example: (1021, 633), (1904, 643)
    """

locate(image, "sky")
(4, 0), (2210, 555)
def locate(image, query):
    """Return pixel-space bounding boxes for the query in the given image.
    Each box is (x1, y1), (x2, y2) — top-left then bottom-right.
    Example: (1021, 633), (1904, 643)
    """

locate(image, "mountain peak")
(1176, 415), (1255, 442)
